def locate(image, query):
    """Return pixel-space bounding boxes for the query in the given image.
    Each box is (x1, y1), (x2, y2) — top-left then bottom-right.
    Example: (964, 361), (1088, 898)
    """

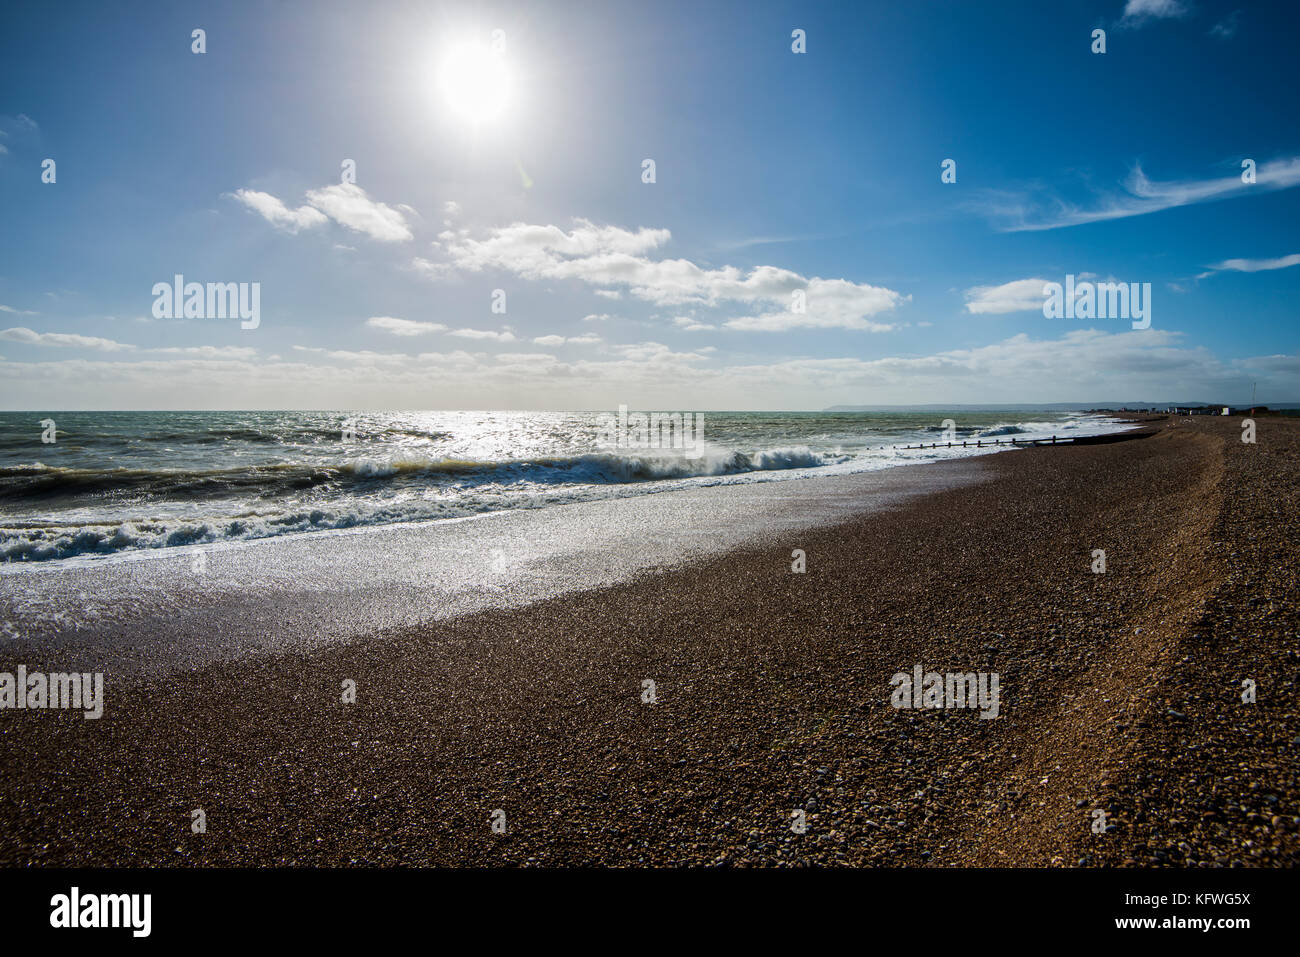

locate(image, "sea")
(0, 410), (1128, 563)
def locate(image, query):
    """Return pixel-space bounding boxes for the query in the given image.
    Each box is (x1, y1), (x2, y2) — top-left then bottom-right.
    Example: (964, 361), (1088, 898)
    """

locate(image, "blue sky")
(1, 0), (1297, 409)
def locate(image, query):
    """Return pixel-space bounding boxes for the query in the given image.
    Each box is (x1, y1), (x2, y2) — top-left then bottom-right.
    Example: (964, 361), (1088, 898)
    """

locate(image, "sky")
(1, 0), (1297, 410)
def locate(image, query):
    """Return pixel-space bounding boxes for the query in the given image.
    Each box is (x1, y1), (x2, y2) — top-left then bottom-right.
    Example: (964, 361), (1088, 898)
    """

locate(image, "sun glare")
(437, 40), (512, 123)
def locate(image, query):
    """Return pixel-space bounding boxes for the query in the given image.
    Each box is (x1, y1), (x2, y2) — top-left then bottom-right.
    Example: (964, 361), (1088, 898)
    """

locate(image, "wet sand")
(0, 453), (992, 676)
(1, 415), (1296, 867)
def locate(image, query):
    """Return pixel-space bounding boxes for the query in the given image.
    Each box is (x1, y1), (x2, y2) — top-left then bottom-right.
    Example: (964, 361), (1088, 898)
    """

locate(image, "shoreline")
(1, 415), (1295, 867)
(0, 411), (1137, 571)
(0, 453), (997, 675)
(0, 411), (1135, 569)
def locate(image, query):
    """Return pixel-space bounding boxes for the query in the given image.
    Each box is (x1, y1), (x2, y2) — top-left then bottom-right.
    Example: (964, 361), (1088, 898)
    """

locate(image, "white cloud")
(532, 333), (602, 346)
(413, 350), (483, 365)
(0, 327), (134, 351)
(971, 157), (1300, 232)
(291, 345), (411, 363)
(366, 316), (448, 336)
(3, 330), (1296, 409)
(410, 258), (454, 280)
(723, 277), (903, 331)
(495, 353), (557, 364)
(1209, 11), (1240, 38)
(594, 289), (622, 300)
(302, 183), (413, 242)
(230, 189), (328, 233)
(1199, 253), (1300, 277)
(150, 345), (259, 359)
(0, 305), (38, 316)
(1121, 0), (1188, 25)
(673, 316), (713, 331)
(447, 328), (517, 342)
(610, 341), (711, 363)
(421, 219), (908, 331)
(0, 114), (38, 156)
(583, 313), (616, 322)
(232, 183), (413, 241)
(963, 278), (1052, 314)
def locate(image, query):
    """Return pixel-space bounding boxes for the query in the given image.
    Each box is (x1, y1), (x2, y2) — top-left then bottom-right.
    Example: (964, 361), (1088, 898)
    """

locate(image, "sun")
(437, 39), (512, 123)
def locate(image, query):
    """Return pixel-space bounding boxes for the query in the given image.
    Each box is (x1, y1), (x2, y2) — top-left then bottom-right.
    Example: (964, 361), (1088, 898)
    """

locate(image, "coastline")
(1, 415), (1295, 867)
(0, 451), (998, 675)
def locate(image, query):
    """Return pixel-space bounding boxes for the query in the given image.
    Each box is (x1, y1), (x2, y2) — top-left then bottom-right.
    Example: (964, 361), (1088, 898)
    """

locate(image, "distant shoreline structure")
(826, 402), (1299, 413)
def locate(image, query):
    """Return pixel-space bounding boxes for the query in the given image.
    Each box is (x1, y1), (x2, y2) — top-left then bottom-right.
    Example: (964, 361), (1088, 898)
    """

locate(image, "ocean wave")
(539, 446), (844, 482)
(0, 444), (845, 506)
(0, 462), (338, 501)
(0, 510), (413, 563)
(0, 445), (854, 560)
(0, 413), (1127, 564)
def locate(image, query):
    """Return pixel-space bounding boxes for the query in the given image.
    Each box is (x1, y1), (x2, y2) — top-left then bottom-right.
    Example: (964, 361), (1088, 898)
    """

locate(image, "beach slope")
(1, 416), (1295, 867)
